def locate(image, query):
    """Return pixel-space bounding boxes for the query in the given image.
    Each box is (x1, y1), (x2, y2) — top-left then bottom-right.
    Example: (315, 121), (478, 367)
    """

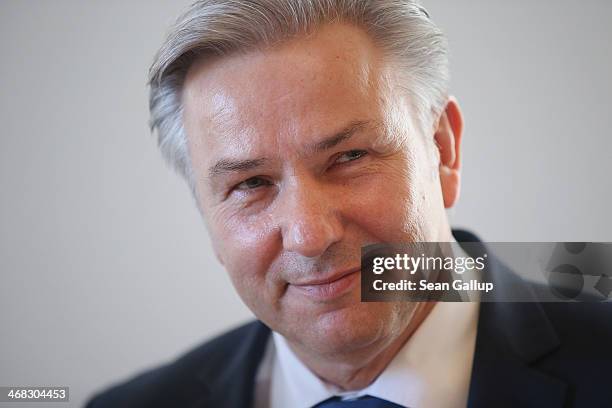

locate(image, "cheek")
(346, 158), (432, 243)
(207, 208), (281, 307)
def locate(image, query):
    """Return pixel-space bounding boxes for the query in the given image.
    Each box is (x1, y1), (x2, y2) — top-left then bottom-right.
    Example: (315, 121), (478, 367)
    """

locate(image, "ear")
(434, 97), (464, 208)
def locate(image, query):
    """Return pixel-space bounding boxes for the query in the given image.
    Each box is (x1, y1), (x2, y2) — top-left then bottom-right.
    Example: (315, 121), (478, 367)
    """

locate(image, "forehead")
(181, 23), (394, 166)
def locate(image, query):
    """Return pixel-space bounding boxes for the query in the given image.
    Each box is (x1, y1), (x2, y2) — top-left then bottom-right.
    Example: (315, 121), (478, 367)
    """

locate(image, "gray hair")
(148, 0), (449, 192)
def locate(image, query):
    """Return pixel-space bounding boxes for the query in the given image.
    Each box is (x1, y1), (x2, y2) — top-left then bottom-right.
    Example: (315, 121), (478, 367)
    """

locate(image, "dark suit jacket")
(86, 230), (612, 408)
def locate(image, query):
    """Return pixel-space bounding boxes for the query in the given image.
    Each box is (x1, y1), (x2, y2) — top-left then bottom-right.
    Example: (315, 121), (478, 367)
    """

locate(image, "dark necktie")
(312, 395), (406, 407)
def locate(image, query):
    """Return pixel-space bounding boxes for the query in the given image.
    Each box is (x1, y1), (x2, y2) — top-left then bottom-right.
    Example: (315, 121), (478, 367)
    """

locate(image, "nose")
(277, 176), (344, 258)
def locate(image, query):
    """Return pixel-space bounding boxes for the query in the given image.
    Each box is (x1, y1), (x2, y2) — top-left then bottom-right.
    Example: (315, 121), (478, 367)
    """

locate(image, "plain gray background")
(1, 1), (610, 407)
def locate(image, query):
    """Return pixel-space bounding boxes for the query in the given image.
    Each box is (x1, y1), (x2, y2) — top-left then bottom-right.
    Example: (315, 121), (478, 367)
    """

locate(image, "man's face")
(182, 23), (449, 356)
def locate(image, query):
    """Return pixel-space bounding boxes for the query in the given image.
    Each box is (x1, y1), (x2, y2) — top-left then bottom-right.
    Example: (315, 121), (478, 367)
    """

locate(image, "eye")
(334, 149), (368, 165)
(234, 176), (272, 191)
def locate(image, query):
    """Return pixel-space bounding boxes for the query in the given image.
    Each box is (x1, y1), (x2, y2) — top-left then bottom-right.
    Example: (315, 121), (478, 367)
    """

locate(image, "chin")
(304, 301), (412, 356)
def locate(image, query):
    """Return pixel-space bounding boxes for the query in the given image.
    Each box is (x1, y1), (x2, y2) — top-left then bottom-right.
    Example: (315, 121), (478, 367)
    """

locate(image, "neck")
(286, 301), (437, 391)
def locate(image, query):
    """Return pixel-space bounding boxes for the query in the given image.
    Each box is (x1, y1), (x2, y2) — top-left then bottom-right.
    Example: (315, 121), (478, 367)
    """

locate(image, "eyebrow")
(208, 158), (268, 178)
(207, 120), (372, 179)
(308, 120), (370, 153)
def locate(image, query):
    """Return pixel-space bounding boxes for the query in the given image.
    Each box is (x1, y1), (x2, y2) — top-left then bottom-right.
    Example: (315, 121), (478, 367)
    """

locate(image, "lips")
(290, 267), (360, 301)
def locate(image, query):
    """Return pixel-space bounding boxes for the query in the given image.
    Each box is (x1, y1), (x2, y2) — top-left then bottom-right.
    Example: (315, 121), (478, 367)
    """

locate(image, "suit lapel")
(467, 301), (567, 408)
(453, 230), (567, 408)
(192, 321), (271, 408)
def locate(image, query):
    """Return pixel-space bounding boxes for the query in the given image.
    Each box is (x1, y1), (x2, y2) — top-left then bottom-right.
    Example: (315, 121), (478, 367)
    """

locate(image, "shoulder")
(527, 278), (612, 342)
(536, 301), (612, 403)
(540, 301), (612, 346)
(85, 320), (267, 408)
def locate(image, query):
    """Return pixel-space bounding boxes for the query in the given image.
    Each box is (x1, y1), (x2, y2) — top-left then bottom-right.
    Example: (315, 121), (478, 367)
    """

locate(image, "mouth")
(290, 267), (360, 301)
